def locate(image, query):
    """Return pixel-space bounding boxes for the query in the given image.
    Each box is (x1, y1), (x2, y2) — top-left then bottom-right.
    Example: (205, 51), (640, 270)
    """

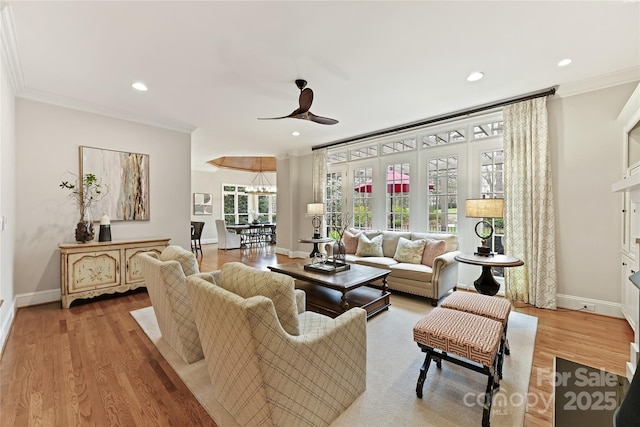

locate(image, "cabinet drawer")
(124, 245), (166, 284)
(67, 250), (120, 293)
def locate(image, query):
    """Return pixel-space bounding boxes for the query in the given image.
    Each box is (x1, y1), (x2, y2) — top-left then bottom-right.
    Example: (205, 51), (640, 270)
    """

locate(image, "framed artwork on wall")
(80, 146), (150, 221)
(193, 193), (213, 215)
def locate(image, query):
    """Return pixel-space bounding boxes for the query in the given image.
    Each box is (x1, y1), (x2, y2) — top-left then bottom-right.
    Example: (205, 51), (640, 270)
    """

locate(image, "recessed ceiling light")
(467, 72), (484, 82)
(558, 58), (572, 67)
(292, 131), (300, 136)
(132, 82), (148, 91)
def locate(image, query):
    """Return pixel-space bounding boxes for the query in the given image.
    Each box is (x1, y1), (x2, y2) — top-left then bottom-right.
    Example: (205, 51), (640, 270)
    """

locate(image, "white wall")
(0, 35), (16, 349)
(14, 99), (191, 304)
(549, 81), (638, 312)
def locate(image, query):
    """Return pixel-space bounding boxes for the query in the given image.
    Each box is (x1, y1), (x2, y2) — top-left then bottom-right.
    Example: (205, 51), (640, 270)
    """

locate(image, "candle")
(100, 214), (110, 225)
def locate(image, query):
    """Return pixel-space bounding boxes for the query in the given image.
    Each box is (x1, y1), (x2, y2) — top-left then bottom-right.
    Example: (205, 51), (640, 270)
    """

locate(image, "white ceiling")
(4, 1), (640, 171)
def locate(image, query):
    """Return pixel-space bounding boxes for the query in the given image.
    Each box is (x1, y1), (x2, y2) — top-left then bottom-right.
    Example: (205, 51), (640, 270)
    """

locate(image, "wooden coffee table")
(268, 262), (391, 319)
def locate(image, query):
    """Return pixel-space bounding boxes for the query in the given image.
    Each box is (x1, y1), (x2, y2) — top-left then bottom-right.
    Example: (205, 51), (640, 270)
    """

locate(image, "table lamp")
(465, 197), (504, 256)
(306, 203), (324, 239)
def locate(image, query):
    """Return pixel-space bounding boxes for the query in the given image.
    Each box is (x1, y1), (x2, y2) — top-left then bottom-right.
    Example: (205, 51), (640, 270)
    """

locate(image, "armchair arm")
(294, 289), (306, 313)
(324, 242), (334, 257)
(191, 271), (219, 284)
(431, 250), (461, 304)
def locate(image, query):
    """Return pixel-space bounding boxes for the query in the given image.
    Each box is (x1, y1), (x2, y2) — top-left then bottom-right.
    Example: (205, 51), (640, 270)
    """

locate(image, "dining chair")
(190, 221), (205, 256)
(215, 219), (241, 250)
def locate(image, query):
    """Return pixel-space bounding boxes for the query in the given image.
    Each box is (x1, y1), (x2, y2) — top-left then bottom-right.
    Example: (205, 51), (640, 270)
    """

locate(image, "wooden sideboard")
(59, 237), (170, 308)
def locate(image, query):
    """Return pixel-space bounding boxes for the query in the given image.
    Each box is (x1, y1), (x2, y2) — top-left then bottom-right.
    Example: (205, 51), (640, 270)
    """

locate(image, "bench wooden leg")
(416, 351), (433, 398)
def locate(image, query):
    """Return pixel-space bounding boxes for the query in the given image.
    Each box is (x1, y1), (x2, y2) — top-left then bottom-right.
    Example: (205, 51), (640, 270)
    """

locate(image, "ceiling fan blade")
(307, 111), (339, 125)
(298, 88), (313, 113)
(257, 115), (289, 120)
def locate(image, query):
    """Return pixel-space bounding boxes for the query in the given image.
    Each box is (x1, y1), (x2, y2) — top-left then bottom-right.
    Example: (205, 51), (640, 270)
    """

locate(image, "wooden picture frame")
(80, 146), (150, 221)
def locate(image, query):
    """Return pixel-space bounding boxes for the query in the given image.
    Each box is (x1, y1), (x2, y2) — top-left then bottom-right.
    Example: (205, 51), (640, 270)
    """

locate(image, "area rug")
(130, 293), (538, 426)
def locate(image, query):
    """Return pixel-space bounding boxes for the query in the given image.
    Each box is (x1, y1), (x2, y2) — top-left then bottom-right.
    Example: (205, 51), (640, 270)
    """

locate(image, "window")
(427, 157), (458, 233)
(386, 163), (411, 231)
(349, 145), (377, 161)
(223, 185), (276, 225)
(480, 150), (505, 271)
(327, 150), (347, 164)
(325, 170), (343, 237)
(422, 128), (466, 147)
(381, 138), (416, 155)
(223, 185), (248, 224)
(473, 121), (503, 139)
(352, 167), (373, 229)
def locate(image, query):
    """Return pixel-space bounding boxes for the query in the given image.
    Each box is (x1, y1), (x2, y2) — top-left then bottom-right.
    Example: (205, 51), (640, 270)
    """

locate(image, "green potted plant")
(60, 173), (108, 243)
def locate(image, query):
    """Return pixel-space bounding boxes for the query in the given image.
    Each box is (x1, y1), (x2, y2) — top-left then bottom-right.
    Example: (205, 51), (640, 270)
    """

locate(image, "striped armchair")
(186, 262), (367, 427)
(139, 245), (208, 364)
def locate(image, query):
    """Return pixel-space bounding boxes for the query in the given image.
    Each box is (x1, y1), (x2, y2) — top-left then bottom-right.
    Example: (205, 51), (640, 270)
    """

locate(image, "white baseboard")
(0, 298), (16, 354)
(555, 293), (623, 318)
(15, 288), (61, 308)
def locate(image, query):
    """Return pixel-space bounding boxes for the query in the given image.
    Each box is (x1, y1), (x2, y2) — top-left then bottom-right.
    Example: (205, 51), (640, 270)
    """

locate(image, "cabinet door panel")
(124, 246), (166, 284)
(67, 250), (120, 293)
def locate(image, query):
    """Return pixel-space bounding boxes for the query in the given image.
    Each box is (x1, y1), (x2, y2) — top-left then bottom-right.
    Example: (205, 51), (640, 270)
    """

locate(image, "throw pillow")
(393, 237), (427, 264)
(342, 229), (361, 254)
(421, 238), (447, 267)
(355, 234), (384, 257)
(218, 262), (300, 335)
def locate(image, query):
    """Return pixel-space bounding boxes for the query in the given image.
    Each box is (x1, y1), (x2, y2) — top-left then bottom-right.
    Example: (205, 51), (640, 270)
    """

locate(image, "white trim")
(0, 5), (24, 94)
(555, 67), (640, 99)
(15, 288), (61, 308)
(16, 89), (195, 133)
(556, 293), (623, 318)
(0, 298), (16, 354)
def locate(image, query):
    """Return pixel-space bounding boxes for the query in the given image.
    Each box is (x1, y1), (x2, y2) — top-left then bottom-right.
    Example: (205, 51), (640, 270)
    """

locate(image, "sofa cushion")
(382, 231), (412, 258)
(342, 229), (362, 254)
(354, 256), (398, 269)
(389, 262), (434, 282)
(421, 238), (447, 267)
(355, 234), (384, 257)
(159, 245), (199, 276)
(411, 232), (458, 253)
(218, 262), (300, 335)
(393, 237), (426, 264)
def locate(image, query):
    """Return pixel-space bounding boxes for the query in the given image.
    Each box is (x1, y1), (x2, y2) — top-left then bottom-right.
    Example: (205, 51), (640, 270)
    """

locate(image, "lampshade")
(465, 198), (504, 218)
(306, 203), (325, 217)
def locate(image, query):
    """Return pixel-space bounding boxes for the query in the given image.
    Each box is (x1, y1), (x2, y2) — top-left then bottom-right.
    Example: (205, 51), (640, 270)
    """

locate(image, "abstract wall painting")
(193, 193), (213, 215)
(80, 146), (150, 221)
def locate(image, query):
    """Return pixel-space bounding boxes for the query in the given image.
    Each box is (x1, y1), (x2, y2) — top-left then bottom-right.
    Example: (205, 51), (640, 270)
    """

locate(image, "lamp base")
(474, 246), (494, 257)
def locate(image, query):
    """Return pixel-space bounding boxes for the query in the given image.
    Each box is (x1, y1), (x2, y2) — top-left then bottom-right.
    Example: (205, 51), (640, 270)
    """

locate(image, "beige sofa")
(326, 229), (460, 306)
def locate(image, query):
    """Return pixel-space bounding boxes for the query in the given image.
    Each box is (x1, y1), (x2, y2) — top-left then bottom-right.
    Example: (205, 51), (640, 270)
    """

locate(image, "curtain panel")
(503, 97), (557, 309)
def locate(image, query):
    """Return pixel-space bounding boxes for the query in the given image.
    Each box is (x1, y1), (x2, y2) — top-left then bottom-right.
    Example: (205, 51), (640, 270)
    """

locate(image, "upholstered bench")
(413, 307), (503, 427)
(441, 291), (512, 376)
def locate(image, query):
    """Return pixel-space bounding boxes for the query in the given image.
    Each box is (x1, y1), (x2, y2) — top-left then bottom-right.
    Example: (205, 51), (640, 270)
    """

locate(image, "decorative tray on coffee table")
(303, 260), (351, 274)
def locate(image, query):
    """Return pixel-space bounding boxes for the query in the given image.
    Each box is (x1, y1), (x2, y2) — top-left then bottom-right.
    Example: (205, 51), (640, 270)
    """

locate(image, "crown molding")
(0, 4), (24, 94)
(556, 66), (640, 98)
(17, 87), (196, 133)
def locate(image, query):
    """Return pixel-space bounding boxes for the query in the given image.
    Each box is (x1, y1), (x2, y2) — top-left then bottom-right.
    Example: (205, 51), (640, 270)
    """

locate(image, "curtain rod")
(312, 86), (557, 151)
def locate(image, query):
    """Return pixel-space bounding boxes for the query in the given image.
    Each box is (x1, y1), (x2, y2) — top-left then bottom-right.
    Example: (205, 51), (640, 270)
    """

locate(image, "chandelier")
(245, 158), (277, 195)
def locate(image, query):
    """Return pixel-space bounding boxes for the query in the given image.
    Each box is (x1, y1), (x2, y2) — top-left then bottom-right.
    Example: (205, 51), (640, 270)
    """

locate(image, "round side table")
(454, 253), (524, 296)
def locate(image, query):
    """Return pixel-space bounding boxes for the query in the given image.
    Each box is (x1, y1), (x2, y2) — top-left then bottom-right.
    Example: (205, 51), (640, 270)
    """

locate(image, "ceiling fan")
(258, 79), (339, 125)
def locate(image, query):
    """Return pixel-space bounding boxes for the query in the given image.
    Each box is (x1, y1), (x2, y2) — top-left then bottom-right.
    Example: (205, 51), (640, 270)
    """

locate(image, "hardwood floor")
(0, 243), (633, 426)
